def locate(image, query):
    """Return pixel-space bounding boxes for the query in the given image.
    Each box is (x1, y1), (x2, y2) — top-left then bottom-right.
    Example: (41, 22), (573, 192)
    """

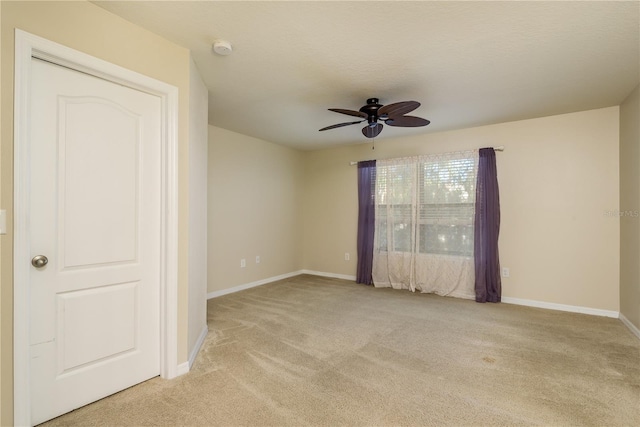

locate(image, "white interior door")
(28, 58), (162, 425)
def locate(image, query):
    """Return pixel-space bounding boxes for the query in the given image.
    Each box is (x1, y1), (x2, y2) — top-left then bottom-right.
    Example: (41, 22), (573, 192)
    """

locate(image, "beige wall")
(620, 84), (640, 329)
(1, 1), (193, 423)
(0, 2), (4, 421)
(188, 57), (209, 360)
(208, 126), (304, 293)
(303, 107), (621, 312)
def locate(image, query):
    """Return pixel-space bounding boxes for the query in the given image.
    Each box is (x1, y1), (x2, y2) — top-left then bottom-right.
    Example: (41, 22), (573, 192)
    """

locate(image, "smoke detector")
(212, 40), (233, 56)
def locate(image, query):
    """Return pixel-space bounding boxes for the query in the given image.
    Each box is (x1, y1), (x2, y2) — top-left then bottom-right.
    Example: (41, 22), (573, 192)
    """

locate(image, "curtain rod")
(349, 145), (504, 166)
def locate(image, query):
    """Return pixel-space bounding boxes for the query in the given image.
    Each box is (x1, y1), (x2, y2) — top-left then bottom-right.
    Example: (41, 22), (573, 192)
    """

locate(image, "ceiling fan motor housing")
(360, 98), (382, 123)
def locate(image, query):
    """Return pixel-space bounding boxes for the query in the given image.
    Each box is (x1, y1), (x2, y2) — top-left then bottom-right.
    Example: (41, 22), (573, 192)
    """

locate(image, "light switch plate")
(0, 210), (6, 235)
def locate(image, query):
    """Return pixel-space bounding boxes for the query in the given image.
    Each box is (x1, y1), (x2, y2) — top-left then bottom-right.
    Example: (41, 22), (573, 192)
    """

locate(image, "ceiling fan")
(319, 98), (430, 138)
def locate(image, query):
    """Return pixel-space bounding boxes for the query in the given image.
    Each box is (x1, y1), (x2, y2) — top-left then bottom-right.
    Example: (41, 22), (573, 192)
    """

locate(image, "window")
(375, 153), (478, 257)
(419, 157), (477, 256)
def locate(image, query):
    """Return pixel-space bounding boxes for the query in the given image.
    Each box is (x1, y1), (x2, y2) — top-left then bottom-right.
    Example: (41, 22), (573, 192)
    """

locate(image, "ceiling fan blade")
(385, 116), (431, 127)
(378, 101), (420, 118)
(328, 108), (368, 119)
(362, 123), (383, 138)
(319, 120), (365, 131)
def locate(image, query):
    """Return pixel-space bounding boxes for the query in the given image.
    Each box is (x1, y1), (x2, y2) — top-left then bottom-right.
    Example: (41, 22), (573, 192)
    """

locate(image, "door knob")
(31, 255), (48, 268)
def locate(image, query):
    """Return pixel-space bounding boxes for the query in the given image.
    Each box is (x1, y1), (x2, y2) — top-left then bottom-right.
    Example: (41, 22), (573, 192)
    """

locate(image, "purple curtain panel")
(474, 148), (501, 302)
(356, 160), (376, 285)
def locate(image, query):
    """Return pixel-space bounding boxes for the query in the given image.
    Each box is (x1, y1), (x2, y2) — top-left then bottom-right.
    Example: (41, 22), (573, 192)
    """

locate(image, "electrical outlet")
(256, 256), (260, 264)
(240, 259), (246, 268)
(502, 267), (510, 278)
(345, 252), (350, 261)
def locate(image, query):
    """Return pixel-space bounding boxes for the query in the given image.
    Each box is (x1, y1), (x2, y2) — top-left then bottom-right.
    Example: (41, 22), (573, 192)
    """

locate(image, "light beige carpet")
(42, 274), (640, 426)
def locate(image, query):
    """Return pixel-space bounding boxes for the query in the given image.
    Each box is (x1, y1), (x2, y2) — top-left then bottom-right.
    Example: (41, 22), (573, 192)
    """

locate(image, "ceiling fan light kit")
(319, 98), (430, 138)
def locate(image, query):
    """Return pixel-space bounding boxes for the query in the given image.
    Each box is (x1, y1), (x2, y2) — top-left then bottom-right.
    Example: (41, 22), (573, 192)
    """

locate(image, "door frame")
(13, 30), (180, 426)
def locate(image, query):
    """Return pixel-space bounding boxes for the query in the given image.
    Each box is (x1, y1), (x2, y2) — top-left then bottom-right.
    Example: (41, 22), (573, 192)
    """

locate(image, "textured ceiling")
(94, 1), (639, 150)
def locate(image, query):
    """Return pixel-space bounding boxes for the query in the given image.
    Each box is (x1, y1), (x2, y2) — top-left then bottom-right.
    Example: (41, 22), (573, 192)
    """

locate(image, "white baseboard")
(207, 270), (305, 299)
(176, 361), (190, 377)
(619, 313), (640, 340)
(501, 296), (619, 318)
(299, 269), (356, 281)
(207, 271), (625, 323)
(206, 270), (637, 340)
(206, 270), (358, 300)
(188, 324), (209, 369)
